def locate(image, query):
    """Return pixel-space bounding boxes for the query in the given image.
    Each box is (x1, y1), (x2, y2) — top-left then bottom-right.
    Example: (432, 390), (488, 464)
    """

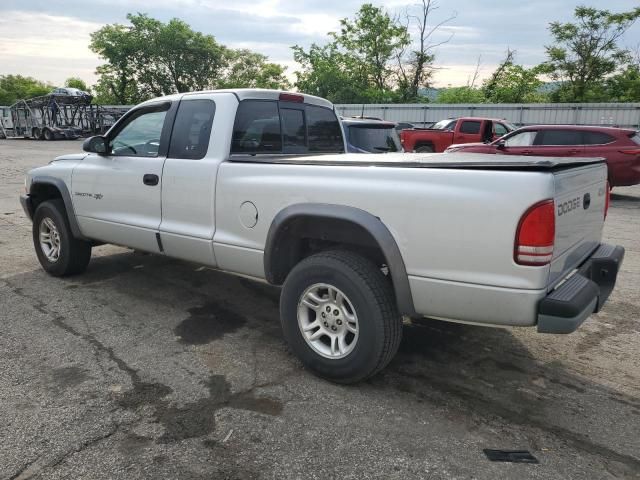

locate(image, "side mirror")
(496, 140), (506, 150)
(83, 136), (108, 154)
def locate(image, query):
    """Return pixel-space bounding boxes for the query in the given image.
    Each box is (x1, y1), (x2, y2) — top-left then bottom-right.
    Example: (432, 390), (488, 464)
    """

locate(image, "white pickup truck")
(20, 89), (624, 383)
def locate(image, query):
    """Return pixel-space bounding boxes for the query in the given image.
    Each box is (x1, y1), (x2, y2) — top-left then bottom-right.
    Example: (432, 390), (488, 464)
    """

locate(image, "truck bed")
(229, 152), (604, 170)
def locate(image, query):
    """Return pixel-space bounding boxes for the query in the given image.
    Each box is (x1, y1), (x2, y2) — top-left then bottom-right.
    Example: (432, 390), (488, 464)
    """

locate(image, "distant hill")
(536, 81), (562, 94)
(417, 87), (440, 101)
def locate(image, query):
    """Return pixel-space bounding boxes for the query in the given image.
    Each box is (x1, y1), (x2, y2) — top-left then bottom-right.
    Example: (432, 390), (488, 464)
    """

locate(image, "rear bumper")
(537, 243), (624, 333)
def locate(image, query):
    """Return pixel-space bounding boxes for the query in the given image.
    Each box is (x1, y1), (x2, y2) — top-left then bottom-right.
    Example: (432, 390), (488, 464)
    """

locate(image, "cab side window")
(168, 99), (216, 160)
(110, 107), (168, 157)
(460, 121), (481, 134)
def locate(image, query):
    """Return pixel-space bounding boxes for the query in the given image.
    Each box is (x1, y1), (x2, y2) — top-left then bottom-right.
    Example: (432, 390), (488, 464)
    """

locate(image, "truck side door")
(72, 101), (176, 252)
(158, 95), (219, 266)
(452, 119), (482, 144)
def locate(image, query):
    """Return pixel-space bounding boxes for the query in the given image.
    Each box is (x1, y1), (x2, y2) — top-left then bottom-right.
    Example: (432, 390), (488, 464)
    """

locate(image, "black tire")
(415, 145), (434, 153)
(32, 128), (41, 140)
(32, 199), (91, 276)
(43, 128), (53, 141)
(280, 250), (402, 384)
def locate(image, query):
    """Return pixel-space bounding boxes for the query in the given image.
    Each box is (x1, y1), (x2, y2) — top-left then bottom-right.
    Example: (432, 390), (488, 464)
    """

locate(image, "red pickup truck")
(400, 117), (515, 153)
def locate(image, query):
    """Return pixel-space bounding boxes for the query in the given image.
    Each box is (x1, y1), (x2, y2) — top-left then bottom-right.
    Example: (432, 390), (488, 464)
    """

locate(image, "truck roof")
(138, 89), (334, 109)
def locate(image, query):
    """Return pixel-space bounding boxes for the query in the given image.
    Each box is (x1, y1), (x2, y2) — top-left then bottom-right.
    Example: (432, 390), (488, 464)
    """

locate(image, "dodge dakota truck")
(400, 117), (515, 153)
(20, 89), (624, 383)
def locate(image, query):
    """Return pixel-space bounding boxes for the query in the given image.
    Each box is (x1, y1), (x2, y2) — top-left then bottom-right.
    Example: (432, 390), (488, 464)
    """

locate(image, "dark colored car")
(341, 118), (403, 153)
(445, 125), (640, 187)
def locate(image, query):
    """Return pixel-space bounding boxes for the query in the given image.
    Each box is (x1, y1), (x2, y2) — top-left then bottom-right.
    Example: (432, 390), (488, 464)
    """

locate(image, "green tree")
(542, 6), (640, 102)
(395, 0), (456, 102)
(292, 43), (373, 103)
(293, 4), (411, 103)
(483, 50), (546, 103)
(64, 77), (90, 92)
(434, 86), (485, 104)
(220, 50), (289, 90)
(605, 63), (640, 102)
(90, 22), (140, 103)
(335, 4), (410, 93)
(90, 13), (289, 104)
(0, 75), (52, 105)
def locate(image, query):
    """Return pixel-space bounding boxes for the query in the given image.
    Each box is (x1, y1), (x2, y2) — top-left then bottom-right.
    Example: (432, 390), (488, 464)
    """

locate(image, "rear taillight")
(515, 200), (555, 266)
(605, 181), (611, 219)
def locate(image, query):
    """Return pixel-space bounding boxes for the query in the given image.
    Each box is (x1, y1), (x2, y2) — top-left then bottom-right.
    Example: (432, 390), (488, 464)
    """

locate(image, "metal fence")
(335, 103), (640, 128)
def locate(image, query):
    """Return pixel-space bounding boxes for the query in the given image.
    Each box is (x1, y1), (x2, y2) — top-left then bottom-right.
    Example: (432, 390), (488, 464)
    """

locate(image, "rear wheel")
(280, 250), (402, 383)
(42, 128), (53, 141)
(33, 200), (91, 276)
(415, 145), (434, 153)
(32, 128), (41, 140)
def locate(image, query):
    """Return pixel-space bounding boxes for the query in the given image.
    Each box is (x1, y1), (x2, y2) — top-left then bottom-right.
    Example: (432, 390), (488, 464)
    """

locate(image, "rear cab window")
(631, 132), (640, 145)
(431, 119), (457, 130)
(347, 125), (402, 153)
(231, 100), (344, 155)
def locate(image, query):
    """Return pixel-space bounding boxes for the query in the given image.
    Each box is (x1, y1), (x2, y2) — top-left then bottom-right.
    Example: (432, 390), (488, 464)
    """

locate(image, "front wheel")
(280, 250), (402, 383)
(33, 199), (92, 276)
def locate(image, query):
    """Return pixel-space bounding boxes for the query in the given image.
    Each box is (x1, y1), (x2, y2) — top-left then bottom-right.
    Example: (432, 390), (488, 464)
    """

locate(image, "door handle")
(143, 174), (159, 186)
(522, 150), (532, 155)
(568, 149), (580, 155)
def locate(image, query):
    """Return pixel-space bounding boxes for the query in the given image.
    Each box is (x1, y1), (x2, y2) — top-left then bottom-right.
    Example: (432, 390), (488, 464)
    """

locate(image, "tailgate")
(549, 162), (608, 288)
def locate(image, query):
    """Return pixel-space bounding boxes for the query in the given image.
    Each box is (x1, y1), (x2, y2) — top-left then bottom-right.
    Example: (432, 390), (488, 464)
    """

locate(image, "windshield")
(348, 125), (402, 153)
(431, 119), (456, 130)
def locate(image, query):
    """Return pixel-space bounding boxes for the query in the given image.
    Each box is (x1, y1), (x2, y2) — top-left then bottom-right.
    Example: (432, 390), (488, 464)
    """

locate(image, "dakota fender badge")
(74, 192), (103, 200)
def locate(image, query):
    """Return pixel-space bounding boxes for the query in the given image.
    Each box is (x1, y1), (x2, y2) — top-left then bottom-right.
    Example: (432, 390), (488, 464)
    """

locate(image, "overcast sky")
(1, 0), (639, 89)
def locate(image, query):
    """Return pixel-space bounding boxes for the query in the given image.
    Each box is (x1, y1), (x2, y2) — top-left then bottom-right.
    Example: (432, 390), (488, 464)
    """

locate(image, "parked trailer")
(335, 103), (640, 129)
(0, 106), (13, 138)
(1, 94), (129, 140)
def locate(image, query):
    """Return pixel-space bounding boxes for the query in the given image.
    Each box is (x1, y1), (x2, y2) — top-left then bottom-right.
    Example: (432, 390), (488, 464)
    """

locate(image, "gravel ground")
(1, 139), (639, 480)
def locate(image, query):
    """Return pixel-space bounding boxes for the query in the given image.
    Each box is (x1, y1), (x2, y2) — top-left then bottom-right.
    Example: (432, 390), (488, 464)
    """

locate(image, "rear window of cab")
(231, 100), (344, 154)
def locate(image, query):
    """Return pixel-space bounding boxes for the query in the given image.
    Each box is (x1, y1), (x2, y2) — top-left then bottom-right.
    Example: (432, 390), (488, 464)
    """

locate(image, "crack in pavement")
(3, 278), (288, 448)
(9, 425), (120, 480)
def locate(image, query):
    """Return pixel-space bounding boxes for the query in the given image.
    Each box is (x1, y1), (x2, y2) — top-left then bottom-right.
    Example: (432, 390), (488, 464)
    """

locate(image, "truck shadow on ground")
(50, 250), (640, 418)
(10, 249), (640, 475)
